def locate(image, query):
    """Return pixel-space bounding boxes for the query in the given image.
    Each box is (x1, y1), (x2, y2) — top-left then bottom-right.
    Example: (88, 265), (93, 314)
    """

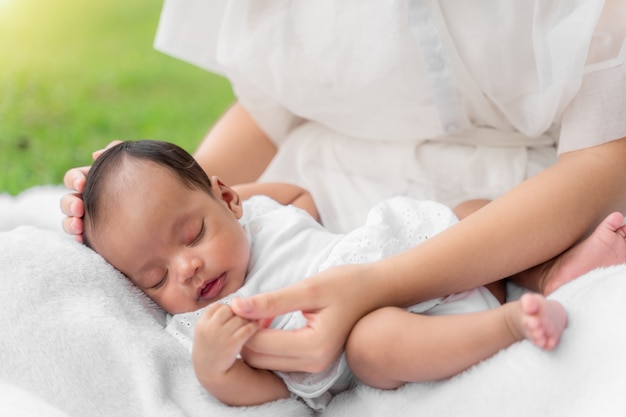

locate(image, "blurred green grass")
(0, 0), (234, 194)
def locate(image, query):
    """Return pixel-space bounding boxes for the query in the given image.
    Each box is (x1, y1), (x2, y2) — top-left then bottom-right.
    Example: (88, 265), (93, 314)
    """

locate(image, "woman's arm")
(232, 137), (626, 373)
(233, 182), (320, 221)
(194, 102), (277, 185)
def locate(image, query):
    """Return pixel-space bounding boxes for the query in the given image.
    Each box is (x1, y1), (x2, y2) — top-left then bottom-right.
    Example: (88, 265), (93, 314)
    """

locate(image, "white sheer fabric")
(155, 0), (626, 231)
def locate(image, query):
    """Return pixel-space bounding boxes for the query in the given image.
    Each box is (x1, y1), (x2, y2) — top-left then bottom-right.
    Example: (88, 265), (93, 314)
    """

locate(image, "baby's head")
(83, 140), (250, 314)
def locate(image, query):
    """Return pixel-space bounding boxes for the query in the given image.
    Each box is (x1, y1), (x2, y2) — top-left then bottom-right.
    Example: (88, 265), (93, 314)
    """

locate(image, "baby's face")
(91, 162), (250, 314)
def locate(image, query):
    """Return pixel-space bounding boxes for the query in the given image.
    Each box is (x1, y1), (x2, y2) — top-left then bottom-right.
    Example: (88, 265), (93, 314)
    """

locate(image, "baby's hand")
(192, 303), (260, 377)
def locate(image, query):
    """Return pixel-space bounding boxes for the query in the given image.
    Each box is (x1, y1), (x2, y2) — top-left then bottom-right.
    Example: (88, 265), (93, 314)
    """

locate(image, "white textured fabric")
(167, 195), (498, 410)
(155, 0), (625, 147)
(257, 122), (557, 232)
(154, 0), (625, 232)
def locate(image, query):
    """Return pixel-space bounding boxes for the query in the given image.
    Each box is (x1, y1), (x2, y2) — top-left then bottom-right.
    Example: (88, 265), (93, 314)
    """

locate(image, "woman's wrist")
(353, 254), (436, 311)
(332, 262), (401, 316)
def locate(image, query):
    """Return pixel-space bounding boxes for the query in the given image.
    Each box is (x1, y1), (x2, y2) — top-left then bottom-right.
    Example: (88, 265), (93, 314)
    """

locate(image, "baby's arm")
(232, 182), (320, 221)
(192, 303), (290, 406)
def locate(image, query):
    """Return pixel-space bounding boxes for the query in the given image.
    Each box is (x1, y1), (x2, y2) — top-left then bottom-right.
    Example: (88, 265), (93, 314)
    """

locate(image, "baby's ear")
(210, 176), (243, 219)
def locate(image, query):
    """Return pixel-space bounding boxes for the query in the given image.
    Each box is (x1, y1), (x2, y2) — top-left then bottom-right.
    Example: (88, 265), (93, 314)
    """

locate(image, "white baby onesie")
(166, 195), (499, 409)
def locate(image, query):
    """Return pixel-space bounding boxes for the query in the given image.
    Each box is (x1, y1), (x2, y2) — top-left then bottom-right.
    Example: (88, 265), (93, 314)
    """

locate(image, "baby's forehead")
(115, 158), (178, 188)
(121, 157), (166, 175)
(85, 158), (177, 249)
(96, 161), (165, 217)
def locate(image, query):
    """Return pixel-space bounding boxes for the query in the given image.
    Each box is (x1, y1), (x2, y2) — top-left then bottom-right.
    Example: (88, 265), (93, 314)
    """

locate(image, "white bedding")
(1, 186), (626, 416)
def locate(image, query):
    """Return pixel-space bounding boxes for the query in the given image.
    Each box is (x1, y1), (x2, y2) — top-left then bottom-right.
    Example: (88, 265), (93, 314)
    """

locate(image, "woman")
(62, 0), (626, 374)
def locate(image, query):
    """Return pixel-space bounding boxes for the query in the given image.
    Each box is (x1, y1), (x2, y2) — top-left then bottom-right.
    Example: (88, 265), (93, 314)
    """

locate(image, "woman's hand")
(60, 141), (121, 242)
(231, 263), (377, 373)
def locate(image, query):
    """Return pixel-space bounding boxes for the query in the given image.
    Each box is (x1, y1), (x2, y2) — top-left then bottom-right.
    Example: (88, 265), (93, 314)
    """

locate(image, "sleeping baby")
(80, 140), (601, 410)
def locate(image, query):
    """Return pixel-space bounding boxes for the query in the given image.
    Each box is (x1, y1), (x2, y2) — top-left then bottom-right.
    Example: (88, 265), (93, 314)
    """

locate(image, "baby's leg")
(345, 294), (567, 390)
(515, 212), (626, 295)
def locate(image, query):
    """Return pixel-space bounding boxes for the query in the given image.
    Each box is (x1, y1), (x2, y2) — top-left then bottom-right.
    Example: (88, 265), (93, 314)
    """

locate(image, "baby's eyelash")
(190, 221), (205, 245)
(150, 271), (168, 290)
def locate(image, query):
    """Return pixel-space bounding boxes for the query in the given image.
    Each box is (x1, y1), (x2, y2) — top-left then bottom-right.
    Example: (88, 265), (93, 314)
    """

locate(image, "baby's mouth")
(198, 273), (226, 300)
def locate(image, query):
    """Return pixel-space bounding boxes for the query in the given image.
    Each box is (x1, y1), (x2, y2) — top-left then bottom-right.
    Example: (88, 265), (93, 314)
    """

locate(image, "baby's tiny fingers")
(232, 320), (261, 345)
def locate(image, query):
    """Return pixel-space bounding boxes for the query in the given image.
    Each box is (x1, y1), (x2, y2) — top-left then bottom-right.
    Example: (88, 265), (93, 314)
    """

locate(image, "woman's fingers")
(59, 192), (84, 217)
(241, 324), (344, 373)
(95, 140), (122, 159)
(60, 192), (85, 240)
(60, 141), (121, 239)
(62, 141), (120, 193)
(231, 267), (370, 373)
(61, 215), (83, 240)
(231, 277), (326, 321)
(62, 166), (90, 193)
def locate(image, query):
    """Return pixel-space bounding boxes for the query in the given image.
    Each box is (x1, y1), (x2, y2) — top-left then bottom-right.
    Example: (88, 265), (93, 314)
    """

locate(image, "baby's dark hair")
(82, 140), (213, 248)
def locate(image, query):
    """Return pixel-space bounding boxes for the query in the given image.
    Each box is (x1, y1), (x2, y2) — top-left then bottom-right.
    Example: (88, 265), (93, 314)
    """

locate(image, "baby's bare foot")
(517, 293), (567, 350)
(544, 212), (626, 295)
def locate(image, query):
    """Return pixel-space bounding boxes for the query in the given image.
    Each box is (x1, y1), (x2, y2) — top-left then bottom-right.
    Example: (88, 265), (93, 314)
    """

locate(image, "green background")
(0, 0), (234, 195)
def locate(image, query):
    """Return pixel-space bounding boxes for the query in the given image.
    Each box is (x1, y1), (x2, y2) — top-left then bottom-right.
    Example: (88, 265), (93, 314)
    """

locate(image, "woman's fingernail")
(70, 218), (82, 234)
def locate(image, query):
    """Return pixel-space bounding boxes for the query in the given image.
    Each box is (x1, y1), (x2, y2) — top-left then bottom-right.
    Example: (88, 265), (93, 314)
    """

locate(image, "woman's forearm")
(194, 101), (277, 185)
(232, 138), (626, 374)
(361, 137), (626, 308)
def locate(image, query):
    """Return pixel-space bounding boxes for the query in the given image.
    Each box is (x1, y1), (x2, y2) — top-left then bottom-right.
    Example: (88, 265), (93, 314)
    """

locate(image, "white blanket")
(2, 187), (626, 416)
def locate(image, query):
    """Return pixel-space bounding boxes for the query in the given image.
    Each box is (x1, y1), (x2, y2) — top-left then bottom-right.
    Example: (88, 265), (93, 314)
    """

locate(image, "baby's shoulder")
(241, 195), (293, 222)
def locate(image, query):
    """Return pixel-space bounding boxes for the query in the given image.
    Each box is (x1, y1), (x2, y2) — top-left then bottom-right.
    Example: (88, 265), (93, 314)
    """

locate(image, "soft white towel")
(0, 185), (67, 232)
(0, 227), (310, 417)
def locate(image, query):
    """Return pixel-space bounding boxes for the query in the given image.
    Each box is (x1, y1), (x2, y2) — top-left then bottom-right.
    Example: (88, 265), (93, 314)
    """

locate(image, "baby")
(81, 140), (621, 409)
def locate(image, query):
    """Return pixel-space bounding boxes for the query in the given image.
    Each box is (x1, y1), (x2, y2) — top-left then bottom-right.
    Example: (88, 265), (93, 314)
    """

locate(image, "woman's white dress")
(154, 0), (626, 231)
